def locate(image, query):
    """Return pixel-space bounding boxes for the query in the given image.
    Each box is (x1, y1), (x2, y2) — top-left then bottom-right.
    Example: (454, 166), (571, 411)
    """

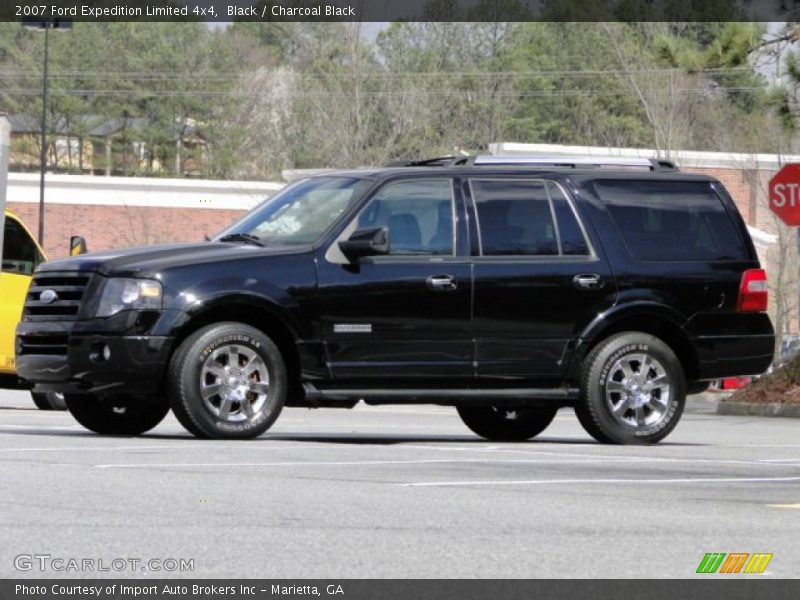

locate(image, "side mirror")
(338, 227), (389, 261)
(70, 236), (88, 256)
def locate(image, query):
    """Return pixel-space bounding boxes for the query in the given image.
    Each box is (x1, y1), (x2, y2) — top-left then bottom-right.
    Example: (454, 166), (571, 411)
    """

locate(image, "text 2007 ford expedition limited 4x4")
(15, 156), (775, 444)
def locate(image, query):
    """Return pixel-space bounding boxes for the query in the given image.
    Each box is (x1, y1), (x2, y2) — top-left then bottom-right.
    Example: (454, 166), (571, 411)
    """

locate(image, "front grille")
(23, 272), (91, 322)
(17, 333), (69, 356)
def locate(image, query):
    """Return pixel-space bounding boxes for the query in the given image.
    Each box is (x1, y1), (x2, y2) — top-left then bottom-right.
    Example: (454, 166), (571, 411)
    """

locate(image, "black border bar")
(2, 0), (800, 23)
(3, 580), (800, 600)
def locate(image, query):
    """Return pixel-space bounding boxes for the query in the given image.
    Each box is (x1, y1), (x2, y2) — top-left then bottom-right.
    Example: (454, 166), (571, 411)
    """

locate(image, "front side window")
(471, 179), (590, 257)
(2, 217), (43, 276)
(356, 179), (454, 256)
(216, 177), (371, 246)
(593, 180), (747, 261)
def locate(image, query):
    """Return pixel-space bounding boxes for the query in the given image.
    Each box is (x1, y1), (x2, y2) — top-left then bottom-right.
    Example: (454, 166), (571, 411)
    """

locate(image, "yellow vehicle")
(0, 209), (66, 409)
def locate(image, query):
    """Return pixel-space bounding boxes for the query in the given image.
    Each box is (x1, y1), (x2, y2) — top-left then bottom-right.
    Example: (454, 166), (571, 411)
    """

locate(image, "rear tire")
(31, 392), (67, 411)
(575, 332), (686, 445)
(457, 405), (558, 441)
(167, 322), (287, 440)
(64, 393), (169, 435)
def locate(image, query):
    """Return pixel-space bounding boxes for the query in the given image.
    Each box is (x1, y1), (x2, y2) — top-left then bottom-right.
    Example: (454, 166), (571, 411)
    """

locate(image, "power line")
(0, 86), (768, 99)
(0, 66), (761, 80)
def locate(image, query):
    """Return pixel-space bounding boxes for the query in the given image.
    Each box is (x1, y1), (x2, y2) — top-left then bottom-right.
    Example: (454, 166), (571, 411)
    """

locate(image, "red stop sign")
(769, 163), (800, 226)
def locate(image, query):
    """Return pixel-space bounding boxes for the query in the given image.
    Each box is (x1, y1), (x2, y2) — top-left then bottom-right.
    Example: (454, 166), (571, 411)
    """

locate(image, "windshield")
(215, 177), (371, 246)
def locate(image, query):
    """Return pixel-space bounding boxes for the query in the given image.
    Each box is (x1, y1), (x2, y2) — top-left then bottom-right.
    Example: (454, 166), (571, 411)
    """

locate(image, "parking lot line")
(0, 443), (332, 453)
(0, 424), (83, 431)
(93, 457), (651, 469)
(404, 444), (800, 468)
(768, 503), (800, 509)
(397, 476), (800, 487)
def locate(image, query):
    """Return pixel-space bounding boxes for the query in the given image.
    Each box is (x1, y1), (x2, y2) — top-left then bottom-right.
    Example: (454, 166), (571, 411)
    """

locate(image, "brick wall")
(7, 202), (247, 259)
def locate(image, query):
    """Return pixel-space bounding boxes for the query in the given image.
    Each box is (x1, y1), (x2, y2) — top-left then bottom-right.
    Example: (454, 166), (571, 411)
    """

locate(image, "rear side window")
(471, 179), (591, 257)
(548, 181), (590, 256)
(593, 180), (747, 261)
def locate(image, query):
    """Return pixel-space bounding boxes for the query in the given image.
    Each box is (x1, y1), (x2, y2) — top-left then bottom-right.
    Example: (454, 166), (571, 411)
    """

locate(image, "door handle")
(426, 274), (458, 291)
(573, 274), (604, 290)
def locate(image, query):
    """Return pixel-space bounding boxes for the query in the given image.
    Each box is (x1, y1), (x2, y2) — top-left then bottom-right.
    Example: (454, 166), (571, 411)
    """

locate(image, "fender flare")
(568, 301), (691, 380)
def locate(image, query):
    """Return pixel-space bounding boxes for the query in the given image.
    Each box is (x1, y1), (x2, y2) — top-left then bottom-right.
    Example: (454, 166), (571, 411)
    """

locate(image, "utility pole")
(22, 18), (72, 246)
(37, 22), (50, 245)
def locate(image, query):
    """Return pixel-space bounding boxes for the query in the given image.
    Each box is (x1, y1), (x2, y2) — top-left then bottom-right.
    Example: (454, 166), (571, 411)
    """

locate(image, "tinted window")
(473, 179), (581, 256)
(472, 180), (557, 256)
(357, 179), (454, 255)
(2, 217), (43, 276)
(549, 181), (590, 256)
(594, 180), (747, 261)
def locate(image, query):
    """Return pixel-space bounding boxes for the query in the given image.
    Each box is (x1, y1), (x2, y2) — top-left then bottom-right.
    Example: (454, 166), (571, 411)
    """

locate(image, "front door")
(317, 177), (473, 382)
(468, 178), (616, 380)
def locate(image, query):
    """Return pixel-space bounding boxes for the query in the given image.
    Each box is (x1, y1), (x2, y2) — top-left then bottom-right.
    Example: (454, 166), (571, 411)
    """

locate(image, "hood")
(38, 242), (311, 277)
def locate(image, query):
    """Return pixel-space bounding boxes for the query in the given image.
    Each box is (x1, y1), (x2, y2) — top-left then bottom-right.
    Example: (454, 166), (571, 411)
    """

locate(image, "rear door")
(468, 178), (616, 380)
(0, 215), (44, 374)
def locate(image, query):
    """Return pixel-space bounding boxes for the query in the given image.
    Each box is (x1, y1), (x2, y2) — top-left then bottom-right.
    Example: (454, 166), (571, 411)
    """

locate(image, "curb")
(716, 402), (800, 419)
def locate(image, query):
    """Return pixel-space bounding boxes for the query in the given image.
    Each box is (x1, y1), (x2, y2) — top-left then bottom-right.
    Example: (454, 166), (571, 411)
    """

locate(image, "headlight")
(96, 278), (163, 317)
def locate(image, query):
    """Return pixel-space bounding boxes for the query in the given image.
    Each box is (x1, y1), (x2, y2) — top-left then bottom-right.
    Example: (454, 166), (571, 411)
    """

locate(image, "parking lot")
(0, 389), (798, 579)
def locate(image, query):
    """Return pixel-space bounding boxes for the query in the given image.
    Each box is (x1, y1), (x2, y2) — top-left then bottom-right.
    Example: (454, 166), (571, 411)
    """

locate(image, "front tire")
(457, 405), (558, 441)
(575, 332), (686, 445)
(167, 322), (287, 439)
(64, 393), (169, 435)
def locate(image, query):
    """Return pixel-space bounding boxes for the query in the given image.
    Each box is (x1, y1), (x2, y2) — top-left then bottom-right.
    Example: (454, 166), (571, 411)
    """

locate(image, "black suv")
(15, 156), (775, 444)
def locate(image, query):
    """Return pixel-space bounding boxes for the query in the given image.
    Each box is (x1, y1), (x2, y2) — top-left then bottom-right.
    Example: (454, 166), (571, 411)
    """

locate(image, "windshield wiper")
(218, 233), (265, 247)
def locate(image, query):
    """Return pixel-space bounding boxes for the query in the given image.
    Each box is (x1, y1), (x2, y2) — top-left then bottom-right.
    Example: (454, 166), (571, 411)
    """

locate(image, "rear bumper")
(692, 339), (773, 379)
(687, 313), (775, 380)
(16, 322), (173, 395)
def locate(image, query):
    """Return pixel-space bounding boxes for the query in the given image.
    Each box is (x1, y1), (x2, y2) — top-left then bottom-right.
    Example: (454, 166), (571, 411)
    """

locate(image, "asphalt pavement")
(0, 388), (798, 579)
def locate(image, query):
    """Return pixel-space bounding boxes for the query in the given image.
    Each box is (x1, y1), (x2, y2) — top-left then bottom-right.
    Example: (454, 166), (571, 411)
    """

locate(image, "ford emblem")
(39, 289), (59, 304)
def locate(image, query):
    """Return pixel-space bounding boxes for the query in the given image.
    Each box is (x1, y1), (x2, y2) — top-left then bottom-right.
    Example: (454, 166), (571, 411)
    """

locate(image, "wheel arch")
(169, 297), (303, 397)
(570, 304), (698, 384)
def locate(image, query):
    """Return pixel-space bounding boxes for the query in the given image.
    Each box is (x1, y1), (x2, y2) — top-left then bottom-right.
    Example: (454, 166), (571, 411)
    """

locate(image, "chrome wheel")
(199, 343), (270, 423)
(605, 353), (671, 429)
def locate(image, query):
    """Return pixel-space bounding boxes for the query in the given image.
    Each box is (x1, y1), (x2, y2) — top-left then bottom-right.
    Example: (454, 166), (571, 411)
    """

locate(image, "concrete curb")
(717, 401), (800, 418)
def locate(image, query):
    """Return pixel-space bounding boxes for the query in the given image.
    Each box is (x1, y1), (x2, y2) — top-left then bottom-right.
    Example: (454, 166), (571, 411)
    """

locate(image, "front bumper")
(16, 321), (174, 395)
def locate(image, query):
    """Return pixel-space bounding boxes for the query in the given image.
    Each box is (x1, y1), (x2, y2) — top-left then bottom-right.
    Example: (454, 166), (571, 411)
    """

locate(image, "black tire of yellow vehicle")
(167, 322), (287, 440)
(575, 332), (686, 445)
(64, 393), (170, 435)
(31, 391), (67, 411)
(457, 405), (558, 441)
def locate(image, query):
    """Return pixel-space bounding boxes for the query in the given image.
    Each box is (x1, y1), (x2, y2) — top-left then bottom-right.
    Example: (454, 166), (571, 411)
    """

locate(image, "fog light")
(89, 343), (111, 363)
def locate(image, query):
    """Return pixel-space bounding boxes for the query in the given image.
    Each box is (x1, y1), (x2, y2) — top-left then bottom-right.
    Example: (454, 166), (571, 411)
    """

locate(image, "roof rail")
(474, 155), (678, 171)
(384, 155), (472, 168)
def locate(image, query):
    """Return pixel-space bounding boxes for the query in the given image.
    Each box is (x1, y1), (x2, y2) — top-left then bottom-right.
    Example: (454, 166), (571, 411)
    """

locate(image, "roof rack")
(384, 155), (472, 168)
(473, 155), (678, 171)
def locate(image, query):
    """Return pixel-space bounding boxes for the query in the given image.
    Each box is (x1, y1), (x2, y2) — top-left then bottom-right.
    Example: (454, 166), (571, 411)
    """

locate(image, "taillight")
(737, 269), (768, 312)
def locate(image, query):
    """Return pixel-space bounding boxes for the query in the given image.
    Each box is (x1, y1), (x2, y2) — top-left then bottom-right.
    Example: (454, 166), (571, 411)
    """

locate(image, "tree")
(0, 22), (241, 177)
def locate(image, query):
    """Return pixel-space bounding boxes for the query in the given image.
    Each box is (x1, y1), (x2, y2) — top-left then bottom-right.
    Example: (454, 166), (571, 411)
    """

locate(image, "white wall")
(6, 172), (285, 212)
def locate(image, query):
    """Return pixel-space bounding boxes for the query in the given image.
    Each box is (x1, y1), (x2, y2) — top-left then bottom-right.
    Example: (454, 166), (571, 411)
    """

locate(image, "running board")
(302, 383), (579, 406)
